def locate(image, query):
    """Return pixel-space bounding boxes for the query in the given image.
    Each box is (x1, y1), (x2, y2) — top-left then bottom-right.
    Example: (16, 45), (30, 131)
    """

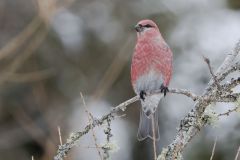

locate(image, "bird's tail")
(137, 94), (162, 141)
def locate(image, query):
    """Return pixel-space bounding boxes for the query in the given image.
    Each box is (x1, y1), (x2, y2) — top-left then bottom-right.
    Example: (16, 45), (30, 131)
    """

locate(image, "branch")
(168, 88), (199, 101)
(159, 39), (240, 160)
(54, 88), (197, 160)
(218, 106), (239, 117)
(54, 40), (240, 160)
(54, 95), (139, 160)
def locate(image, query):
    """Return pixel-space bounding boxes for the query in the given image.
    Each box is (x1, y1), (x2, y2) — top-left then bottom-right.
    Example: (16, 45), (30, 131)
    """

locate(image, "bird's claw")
(160, 84), (169, 97)
(140, 90), (146, 101)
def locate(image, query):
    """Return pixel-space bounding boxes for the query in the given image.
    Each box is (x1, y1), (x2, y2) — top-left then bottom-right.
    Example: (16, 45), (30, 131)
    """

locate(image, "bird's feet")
(160, 84), (169, 97)
(140, 90), (146, 101)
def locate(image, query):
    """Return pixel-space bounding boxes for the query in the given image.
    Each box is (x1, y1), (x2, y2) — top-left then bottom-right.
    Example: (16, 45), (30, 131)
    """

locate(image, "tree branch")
(159, 39), (240, 160)
(54, 40), (240, 160)
(54, 88), (199, 160)
(218, 106), (239, 117)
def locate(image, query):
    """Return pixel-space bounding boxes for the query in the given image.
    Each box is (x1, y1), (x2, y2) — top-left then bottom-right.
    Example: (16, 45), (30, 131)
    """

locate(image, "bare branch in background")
(0, 28), (48, 85)
(93, 36), (134, 100)
(5, 69), (55, 83)
(0, 16), (42, 61)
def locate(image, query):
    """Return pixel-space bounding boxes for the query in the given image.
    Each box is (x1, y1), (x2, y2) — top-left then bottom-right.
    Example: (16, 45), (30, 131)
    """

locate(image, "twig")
(80, 92), (103, 160)
(210, 137), (217, 160)
(168, 88), (199, 101)
(235, 145), (240, 160)
(151, 115), (157, 160)
(102, 117), (113, 160)
(203, 55), (221, 89)
(58, 126), (63, 146)
(218, 106), (239, 117)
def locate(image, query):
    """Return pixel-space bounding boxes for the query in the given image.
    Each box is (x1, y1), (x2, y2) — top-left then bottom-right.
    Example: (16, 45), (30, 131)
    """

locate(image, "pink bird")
(131, 19), (173, 141)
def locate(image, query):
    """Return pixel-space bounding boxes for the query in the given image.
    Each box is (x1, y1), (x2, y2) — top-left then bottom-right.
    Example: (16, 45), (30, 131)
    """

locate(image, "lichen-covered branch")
(54, 88), (199, 160)
(54, 40), (240, 160)
(158, 39), (240, 160)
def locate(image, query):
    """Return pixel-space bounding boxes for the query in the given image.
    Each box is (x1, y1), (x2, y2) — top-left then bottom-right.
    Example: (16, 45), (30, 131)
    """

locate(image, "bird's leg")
(160, 84), (169, 97)
(140, 90), (146, 101)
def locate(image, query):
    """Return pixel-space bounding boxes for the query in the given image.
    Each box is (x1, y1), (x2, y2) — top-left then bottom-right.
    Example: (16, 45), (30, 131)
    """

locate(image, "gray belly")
(134, 70), (163, 94)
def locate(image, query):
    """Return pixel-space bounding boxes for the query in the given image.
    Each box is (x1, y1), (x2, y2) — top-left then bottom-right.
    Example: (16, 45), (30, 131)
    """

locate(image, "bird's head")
(134, 19), (160, 38)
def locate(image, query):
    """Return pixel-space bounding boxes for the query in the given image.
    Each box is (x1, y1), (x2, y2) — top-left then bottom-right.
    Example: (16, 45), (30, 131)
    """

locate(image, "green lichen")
(102, 140), (119, 153)
(202, 105), (219, 126)
(157, 147), (168, 160)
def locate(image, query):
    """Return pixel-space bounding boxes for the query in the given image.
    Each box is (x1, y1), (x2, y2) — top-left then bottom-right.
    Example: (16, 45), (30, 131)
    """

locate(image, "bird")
(131, 19), (173, 141)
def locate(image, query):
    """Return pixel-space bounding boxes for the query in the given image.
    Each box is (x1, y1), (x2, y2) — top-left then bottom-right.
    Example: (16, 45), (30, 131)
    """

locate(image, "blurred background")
(0, 0), (240, 160)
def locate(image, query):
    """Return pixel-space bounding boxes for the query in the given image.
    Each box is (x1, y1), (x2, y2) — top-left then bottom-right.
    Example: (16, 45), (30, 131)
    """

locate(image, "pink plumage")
(131, 19), (173, 141)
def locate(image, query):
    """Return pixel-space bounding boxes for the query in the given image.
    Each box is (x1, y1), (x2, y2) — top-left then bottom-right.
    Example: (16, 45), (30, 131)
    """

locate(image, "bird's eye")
(144, 24), (153, 28)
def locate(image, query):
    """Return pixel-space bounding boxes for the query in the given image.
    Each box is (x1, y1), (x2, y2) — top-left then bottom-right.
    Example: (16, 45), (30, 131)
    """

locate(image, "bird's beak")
(134, 24), (142, 32)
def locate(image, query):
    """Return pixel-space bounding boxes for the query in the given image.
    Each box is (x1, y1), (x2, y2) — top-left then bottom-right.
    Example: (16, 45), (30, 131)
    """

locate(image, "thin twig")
(235, 145), (240, 160)
(151, 115), (157, 160)
(218, 106), (239, 117)
(210, 137), (217, 160)
(80, 92), (103, 160)
(203, 55), (221, 89)
(168, 88), (199, 101)
(58, 126), (63, 146)
(103, 117), (113, 160)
